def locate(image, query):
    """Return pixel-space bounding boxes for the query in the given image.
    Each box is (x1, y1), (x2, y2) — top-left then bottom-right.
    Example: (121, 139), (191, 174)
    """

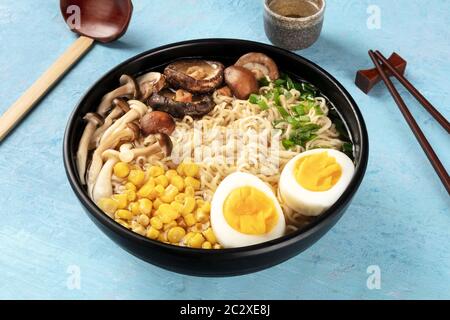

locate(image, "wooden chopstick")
(374, 50), (450, 134)
(368, 50), (450, 194)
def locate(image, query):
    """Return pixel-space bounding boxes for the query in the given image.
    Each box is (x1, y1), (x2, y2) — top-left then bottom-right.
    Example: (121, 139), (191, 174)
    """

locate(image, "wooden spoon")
(0, 0), (133, 141)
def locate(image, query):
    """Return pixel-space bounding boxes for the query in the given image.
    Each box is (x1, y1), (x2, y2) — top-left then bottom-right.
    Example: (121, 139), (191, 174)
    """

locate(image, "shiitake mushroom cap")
(224, 66), (259, 100)
(164, 59), (224, 94)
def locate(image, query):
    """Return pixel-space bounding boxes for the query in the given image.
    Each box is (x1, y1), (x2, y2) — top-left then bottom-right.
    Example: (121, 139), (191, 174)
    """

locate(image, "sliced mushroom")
(76, 113), (104, 185)
(175, 89), (193, 103)
(96, 75), (140, 116)
(90, 98), (130, 149)
(235, 52), (279, 81)
(148, 92), (214, 118)
(224, 66), (259, 100)
(137, 72), (166, 100)
(87, 122), (140, 198)
(140, 111), (176, 136)
(164, 59), (224, 93)
(92, 150), (120, 205)
(119, 133), (173, 163)
(215, 86), (232, 97)
(99, 100), (148, 144)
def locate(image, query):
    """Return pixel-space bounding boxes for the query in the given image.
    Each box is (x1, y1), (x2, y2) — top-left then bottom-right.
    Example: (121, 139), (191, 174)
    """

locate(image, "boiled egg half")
(279, 149), (355, 216)
(211, 172), (286, 248)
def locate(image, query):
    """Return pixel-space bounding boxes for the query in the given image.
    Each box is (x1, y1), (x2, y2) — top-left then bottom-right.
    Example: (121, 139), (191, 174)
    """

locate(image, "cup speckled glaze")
(264, 0), (326, 50)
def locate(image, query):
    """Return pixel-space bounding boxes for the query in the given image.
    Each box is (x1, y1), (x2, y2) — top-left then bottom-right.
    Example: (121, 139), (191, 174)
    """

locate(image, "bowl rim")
(63, 38), (368, 257)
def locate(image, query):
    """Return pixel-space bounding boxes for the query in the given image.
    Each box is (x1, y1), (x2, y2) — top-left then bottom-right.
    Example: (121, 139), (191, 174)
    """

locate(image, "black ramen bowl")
(63, 39), (368, 276)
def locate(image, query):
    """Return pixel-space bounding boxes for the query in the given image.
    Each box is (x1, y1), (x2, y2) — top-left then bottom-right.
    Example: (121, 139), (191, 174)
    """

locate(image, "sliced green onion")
(286, 77), (295, 91)
(273, 89), (281, 106)
(298, 123), (320, 133)
(284, 91), (293, 99)
(282, 139), (295, 150)
(276, 105), (290, 118)
(272, 119), (286, 128)
(342, 142), (353, 156)
(293, 105), (306, 116)
(257, 99), (269, 110)
(297, 115), (310, 122)
(248, 94), (260, 104)
(314, 105), (324, 115)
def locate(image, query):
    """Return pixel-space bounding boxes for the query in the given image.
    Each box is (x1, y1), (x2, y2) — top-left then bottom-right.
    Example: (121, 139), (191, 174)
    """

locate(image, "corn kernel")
(202, 241), (212, 249)
(201, 201), (211, 213)
(128, 169), (146, 186)
(183, 163), (199, 177)
(155, 175), (169, 188)
(170, 201), (184, 213)
(159, 204), (179, 223)
(116, 209), (133, 220)
(138, 198), (153, 215)
(193, 223), (204, 232)
(132, 224), (146, 236)
(113, 162), (130, 178)
(176, 163), (186, 175)
(138, 214), (150, 227)
(184, 213), (196, 227)
(125, 190), (136, 202)
(157, 232), (168, 242)
(170, 176), (185, 191)
(153, 198), (163, 210)
(203, 228), (217, 244)
(150, 216), (163, 230)
(188, 233), (205, 248)
(146, 227), (160, 240)
(183, 232), (195, 244)
(115, 219), (130, 229)
(163, 221), (178, 231)
(184, 186), (194, 197)
(145, 177), (156, 188)
(149, 165), (165, 177)
(154, 184), (165, 195)
(167, 227), (186, 243)
(125, 182), (137, 192)
(160, 185), (179, 203)
(213, 243), (222, 249)
(185, 176), (200, 190)
(137, 184), (154, 198)
(175, 193), (186, 203)
(182, 197), (196, 215)
(129, 201), (140, 215)
(98, 198), (118, 215)
(112, 193), (128, 209)
(195, 208), (209, 223)
(165, 169), (178, 179)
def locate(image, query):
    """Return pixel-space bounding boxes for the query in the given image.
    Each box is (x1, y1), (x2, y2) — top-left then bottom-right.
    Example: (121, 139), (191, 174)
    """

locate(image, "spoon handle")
(0, 36), (94, 141)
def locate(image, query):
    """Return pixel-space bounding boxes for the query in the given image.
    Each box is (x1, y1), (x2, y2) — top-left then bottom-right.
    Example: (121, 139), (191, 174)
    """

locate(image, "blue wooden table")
(0, 0), (449, 299)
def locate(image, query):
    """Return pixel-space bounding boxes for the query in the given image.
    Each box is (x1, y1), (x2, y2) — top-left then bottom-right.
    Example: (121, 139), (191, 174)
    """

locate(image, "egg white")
(211, 172), (286, 248)
(279, 149), (355, 216)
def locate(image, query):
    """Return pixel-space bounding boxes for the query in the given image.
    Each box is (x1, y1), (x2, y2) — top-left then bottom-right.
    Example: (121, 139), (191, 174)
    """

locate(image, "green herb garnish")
(342, 142), (353, 157)
(282, 139), (295, 150)
(276, 105), (290, 118)
(248, 94), (269, 110)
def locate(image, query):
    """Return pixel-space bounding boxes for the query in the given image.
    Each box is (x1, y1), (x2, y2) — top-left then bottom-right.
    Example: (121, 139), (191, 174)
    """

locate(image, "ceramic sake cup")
(264, 0), (326, 50)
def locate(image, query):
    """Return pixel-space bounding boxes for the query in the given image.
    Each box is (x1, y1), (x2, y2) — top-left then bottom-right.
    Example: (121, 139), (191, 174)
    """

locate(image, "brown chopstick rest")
(355, 52), (407, 94)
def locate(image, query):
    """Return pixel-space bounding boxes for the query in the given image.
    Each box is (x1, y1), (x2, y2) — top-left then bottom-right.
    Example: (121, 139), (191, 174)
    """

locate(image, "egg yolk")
(223, 186), (278, 235)
(294, 152), (342, 191)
